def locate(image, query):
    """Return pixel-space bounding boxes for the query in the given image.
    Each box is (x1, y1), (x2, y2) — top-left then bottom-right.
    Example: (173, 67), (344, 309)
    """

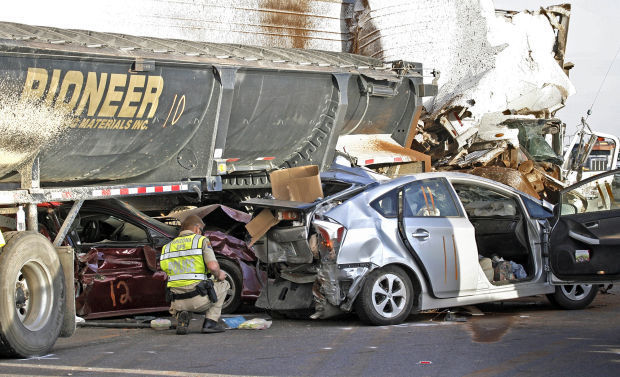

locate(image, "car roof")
(73, 199), (178, 236)
(372, 171), (547, 204)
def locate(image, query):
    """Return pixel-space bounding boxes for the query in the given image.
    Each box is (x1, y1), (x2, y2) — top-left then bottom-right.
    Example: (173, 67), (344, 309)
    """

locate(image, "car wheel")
(355, 266), (414, 326)
(0, 231), (65, 357)
(547, 284), (598, 310)
(217, 259), (242, 314)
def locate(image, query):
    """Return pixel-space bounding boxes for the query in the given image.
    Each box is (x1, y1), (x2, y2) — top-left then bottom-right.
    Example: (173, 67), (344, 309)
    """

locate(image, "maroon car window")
(78, 213), (148, 243)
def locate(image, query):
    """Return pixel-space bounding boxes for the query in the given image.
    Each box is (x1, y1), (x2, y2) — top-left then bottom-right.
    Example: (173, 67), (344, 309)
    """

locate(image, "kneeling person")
(161, 215), (229, 334)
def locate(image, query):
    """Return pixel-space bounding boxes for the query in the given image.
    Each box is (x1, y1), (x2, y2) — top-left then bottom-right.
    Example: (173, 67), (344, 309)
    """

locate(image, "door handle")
(411, 229), (430, 240)
(585, 221), (599, 229)
(568, 230), (600, 245)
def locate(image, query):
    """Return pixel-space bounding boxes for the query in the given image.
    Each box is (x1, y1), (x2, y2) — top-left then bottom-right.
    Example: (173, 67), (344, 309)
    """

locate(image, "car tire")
(355, 265), (414, 326)
(546, 284), (598, 310)
(217, 258), (242, 314)
(0, 231), (65, 357)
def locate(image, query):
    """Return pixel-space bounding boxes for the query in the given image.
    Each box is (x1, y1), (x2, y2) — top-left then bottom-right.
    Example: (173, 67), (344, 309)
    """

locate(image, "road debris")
(150, 318), (171, 330)
(238, 318), (272, 330)
(221, 316), (247, 329)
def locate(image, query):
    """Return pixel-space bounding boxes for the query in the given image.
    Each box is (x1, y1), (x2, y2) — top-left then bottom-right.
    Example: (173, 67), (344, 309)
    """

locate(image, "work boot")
(201, 318), (225, 333)
(176, 311), (191, 335)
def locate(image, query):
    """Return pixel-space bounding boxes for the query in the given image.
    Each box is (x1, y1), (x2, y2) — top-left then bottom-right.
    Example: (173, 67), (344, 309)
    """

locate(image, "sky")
(495, 0), (620, 139)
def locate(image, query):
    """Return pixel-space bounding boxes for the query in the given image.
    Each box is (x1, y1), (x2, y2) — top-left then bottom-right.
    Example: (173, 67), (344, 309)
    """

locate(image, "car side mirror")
(143, 245), (158, 272)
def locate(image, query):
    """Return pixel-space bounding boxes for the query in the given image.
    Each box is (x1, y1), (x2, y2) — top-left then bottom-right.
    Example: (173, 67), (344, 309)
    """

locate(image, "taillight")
(277, 210), (300, 221)
(318, 227), (333, 249)
(314, 220), (346, 260)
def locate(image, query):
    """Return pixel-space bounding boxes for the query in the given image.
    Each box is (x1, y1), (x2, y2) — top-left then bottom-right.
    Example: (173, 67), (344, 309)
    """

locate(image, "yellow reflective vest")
(160, 233), (209, 288)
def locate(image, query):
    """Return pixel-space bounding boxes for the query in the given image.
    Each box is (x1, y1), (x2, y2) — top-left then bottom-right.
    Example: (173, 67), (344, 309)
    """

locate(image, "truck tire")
(217, 259), (242, 314)
(0, 231), (65, 357)
(355, 265), (414, 326)
(546, 284), (598, 310)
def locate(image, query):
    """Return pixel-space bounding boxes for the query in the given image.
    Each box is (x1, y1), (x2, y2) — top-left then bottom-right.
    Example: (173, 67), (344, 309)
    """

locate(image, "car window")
(78, 213), (149, 243)
(560, 171), (620, 215)
(322, 181), (354, 197)
(371, 190), (398, 218)
(403, 178), (459, 217)
(452, 183), (518, 217)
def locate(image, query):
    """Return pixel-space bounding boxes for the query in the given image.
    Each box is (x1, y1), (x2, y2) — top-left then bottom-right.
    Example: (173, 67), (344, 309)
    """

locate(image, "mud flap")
(56, 246), (75, 338)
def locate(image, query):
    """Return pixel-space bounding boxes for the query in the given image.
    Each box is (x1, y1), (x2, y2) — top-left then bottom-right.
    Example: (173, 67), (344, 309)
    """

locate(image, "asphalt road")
(1, 286), (618, 377)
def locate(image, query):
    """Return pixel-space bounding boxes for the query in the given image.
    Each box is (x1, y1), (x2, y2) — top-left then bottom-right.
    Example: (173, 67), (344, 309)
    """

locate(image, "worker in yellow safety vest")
(160, 214), (229, 334)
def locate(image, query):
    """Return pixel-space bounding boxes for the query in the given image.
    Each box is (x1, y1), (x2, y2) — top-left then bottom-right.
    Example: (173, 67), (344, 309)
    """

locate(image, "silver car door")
(550, 168), (620, 283)
(400, 178), (478, 298)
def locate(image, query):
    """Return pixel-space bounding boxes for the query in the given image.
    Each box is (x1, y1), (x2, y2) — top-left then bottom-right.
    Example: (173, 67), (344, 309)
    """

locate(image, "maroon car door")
(75, 211), (169, 319)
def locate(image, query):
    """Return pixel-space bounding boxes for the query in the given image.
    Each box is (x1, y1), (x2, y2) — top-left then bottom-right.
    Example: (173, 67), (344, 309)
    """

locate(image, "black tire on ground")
(217, 258), (242, 314)
(546, 284), (598, 310)
(0, 231), (65, 357)
(355, 265), (414, 326)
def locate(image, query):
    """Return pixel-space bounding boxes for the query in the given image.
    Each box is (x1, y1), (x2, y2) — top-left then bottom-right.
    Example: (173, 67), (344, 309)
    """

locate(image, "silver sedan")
(245, 168), (620, 325)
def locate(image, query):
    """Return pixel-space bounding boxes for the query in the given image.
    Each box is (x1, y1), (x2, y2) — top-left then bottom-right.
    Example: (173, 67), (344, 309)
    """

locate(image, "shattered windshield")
(505, 120), (562, 164)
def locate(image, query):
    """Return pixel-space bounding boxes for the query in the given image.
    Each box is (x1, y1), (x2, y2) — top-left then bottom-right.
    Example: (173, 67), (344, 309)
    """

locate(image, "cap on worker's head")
(180, 215), (205, 231)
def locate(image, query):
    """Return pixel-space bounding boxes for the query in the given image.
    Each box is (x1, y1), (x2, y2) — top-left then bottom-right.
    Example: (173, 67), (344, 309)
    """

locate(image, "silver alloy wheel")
(560, 284), (593, 301)
(371, 273), (407, 319)
(15, 259), (54, 331)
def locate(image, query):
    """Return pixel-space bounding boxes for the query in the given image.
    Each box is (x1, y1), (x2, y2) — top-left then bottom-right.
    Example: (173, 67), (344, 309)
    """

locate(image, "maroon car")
(39, 199), (261, 319)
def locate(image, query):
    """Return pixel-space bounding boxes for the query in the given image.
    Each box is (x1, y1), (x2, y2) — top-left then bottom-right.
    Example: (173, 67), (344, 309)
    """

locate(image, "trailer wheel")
(0, 231), (65, 357)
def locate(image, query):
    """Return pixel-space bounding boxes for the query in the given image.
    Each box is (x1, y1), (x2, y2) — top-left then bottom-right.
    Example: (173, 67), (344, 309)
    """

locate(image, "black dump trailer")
(0, 21), (434, 193)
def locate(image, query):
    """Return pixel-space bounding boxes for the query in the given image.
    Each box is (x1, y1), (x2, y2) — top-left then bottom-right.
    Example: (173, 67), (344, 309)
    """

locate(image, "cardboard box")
(269, 165), (323, 203)
(245, 165), (324, 245)
(245, 209), (279, 246)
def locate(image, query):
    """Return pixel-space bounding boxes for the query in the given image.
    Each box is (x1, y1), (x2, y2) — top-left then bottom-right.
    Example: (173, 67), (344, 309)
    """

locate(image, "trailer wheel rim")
(14, 258), (54, 331)
(560, 284), (592, 301)
(371, 273), (407, 319)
